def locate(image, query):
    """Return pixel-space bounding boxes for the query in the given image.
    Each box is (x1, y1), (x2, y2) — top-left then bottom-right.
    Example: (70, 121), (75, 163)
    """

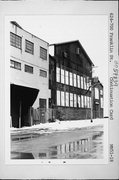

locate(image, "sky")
(9, 15), (108, 116)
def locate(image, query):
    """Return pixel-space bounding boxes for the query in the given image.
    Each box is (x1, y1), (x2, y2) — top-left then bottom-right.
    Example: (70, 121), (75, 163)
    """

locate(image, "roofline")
(50, 40), (94, 66)
(49, 40), (79, 46)
(10, 21), (49, 45)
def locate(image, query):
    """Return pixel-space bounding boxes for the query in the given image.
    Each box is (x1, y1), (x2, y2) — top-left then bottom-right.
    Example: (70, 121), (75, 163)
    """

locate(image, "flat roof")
(11, 21), (49, 45)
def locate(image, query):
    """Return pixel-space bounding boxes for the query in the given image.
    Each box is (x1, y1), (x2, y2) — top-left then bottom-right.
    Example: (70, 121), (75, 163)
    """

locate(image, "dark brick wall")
(56, 107), (91, 120)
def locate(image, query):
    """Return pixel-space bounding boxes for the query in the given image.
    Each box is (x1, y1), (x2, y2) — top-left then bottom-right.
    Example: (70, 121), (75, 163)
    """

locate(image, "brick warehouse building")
(49, 40), (103, 120)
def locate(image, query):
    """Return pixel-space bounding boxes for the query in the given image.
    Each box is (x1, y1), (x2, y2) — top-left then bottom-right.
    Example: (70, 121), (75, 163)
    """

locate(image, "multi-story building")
(92, 79), (103, 118)
(10, 21), (50, 127)
(49, 40), (103, 120)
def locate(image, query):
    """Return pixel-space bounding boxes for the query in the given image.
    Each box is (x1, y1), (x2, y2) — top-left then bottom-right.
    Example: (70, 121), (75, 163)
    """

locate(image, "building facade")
(49, 40), (103, 120)
(10, 21), (51, 127)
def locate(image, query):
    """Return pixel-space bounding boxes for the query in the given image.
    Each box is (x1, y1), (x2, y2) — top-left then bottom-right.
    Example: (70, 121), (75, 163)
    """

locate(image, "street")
(11, 122), (104, 159)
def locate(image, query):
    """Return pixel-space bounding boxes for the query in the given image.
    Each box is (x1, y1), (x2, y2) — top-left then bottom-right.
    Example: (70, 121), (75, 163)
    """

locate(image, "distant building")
(49, 40), (103, 120)
(92, 79), (103, 118)
(10, 21), (50, 127)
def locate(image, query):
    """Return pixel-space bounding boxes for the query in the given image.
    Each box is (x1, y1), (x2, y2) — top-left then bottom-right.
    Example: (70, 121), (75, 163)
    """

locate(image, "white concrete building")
(10, 21), (51, 127)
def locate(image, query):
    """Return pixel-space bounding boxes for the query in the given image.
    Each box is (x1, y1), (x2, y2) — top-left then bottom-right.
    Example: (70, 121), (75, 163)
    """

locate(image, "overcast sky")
(9, 15), (108, 115)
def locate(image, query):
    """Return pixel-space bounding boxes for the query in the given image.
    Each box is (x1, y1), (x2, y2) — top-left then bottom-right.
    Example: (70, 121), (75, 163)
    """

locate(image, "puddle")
(11, 129), (103, 159)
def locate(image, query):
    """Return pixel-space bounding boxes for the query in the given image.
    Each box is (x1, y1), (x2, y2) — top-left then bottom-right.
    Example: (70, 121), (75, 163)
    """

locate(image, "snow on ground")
(10, 118), (107, 135)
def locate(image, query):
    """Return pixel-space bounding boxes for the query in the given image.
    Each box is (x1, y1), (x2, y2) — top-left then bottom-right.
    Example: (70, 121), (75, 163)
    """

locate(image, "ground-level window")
(10, 60), (21, 70)
(24, 64), (33, 74)
(101, 97), (103, 108)
(81, 95), (84, 108)
(100, 89), (103, 95)
(74, 94), (77, 107)
(84, 96), (87, 108)
(87, 96), (90, 108)
(89, 97), (91, 108)
(66, 92), (69, 107)
(77, 95), (81, 107)
(95, 88), (99, 99)
(57, 90), (60, 106)
(70, 93), (73, 107)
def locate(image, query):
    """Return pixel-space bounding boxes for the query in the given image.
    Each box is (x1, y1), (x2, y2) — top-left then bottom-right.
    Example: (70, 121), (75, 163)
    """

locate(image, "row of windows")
(56, 67), (91, 90)
(10, 32), (47, 60)
(10, 60), (47, 77)
(57, 90), (91, 108)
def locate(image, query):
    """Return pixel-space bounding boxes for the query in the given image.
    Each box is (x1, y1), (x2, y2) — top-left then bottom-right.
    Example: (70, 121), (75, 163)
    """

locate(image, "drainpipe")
(91, 85), (93, 122)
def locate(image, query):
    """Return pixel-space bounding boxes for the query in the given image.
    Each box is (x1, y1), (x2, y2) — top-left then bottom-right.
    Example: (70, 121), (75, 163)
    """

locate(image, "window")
(74, 94), (77, 107)
(101, 97), (103, 108)
(65, 71), (69, 85)
(70, 93), (73, 107)
(61, 91), (65, 106)
(10, 32), (22, 49)
(63, 52), (68, 58)
(78, 95), (81, 108)
(84, 96), (87, 108)
(25, 64), (33, 74)
(40, 47), (47, 60)
(89, 97), (91, 108)
(74, 74), (77, 87)
(81, 76), (84, 89)
(40, 69), (47, 77)
(87, 96), (90, 108)
(95, 88), (99, 99)
(84, 77), (87, 90)
(100, 89), (103, 95)
(25, 40), (34, 54)
(57, 90), (60, 106)
(81, 95), (84, 108)
(77, 75), (80, 88)
(66, 92), (69, 107)
(76, 47), (81, 55)
(10, 60), (21, 70)
(70, 72), (73, 86)
(56, 67), (60, 82)
(61, 69), (64, 84)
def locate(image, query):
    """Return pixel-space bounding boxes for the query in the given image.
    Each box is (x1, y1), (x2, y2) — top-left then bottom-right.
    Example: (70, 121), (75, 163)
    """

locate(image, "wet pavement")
(11, 125), (104, 159)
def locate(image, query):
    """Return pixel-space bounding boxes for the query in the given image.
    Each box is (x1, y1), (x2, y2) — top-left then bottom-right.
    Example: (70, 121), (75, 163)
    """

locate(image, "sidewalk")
(10, 118), (107, 135)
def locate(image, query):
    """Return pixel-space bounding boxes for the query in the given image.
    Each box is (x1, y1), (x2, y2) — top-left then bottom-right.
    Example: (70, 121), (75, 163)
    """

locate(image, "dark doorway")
(11, 84), (39, 128)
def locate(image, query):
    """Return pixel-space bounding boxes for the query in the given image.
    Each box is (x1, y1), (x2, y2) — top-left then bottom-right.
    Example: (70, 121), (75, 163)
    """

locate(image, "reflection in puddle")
(11, 131), (103, 159)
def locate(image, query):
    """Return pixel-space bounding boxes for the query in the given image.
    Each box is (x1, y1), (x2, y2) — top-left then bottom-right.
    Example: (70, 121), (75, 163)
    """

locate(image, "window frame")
(40, 69), (47, 78)
(40, 46), (47, 60)
(24, 64), (33, 74)
(25, 39), (34, 55)
(10, 32), (22, 49)
(10, 60), (21, 70)
(57, 90), (61, 106)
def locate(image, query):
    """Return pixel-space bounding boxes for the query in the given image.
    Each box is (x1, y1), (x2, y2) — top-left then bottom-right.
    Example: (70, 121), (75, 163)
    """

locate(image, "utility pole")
(91, 85), (93, 122)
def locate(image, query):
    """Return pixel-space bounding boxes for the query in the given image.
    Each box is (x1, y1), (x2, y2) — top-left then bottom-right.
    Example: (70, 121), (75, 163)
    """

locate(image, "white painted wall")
(10, 22), (51, 109)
